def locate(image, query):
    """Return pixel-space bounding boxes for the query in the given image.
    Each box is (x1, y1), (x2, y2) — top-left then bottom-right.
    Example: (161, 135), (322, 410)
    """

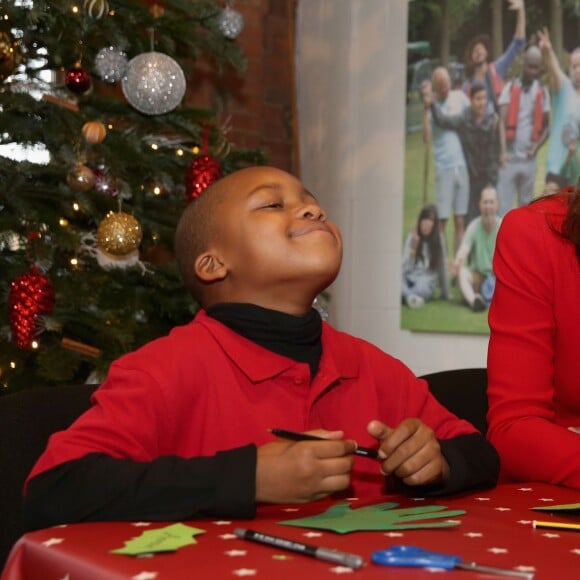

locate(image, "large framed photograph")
(402, 0), (579, 335)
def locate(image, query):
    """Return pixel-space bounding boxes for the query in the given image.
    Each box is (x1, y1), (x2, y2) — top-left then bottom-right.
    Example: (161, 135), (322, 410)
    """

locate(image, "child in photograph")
(401, 203), (449, 309)
(23, 166), (499, 530)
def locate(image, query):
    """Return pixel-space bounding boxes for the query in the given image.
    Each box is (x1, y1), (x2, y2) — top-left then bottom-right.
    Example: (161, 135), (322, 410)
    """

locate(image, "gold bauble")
(0, 30), (21, 81)
(96, 211), (142, 255)
(82, 120), (107, 144)
(66, 163), (95, 191)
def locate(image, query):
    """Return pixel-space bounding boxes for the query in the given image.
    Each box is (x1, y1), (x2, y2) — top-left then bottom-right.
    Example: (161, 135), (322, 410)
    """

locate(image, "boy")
(23, 166), (498, 529)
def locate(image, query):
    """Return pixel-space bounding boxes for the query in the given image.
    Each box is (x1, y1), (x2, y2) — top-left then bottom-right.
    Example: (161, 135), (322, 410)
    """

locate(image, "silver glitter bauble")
(121, 52), (186, 116)
(217, 6), (245, 39)
(94, 46), (128, 83)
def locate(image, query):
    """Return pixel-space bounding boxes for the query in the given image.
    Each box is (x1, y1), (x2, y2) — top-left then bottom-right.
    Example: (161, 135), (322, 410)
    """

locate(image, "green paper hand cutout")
(110, 523), (205, 556)
(279, 501), (466, 534)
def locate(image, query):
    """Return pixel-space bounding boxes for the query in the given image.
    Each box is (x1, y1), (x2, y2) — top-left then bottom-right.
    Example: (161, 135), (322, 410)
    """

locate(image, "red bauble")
(185, 155), (222, 202)
(8, 267), (55, 349)
(65, 65), (92, 94)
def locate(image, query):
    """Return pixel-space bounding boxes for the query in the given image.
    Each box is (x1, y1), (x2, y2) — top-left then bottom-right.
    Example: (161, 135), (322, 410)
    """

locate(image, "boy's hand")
(256, 430), (356, 504)
(367, 419), (450, 487)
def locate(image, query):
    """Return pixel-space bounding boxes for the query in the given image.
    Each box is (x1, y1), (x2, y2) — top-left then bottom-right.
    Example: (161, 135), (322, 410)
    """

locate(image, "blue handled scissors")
(371, 545), (534, 579)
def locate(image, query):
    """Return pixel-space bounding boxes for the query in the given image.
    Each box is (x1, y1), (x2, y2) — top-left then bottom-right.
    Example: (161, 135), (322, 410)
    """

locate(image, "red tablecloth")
(3, 483), (580, 579)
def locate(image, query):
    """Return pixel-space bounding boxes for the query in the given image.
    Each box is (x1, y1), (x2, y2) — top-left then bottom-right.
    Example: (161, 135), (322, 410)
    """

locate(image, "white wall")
(296, 0), (489, 375)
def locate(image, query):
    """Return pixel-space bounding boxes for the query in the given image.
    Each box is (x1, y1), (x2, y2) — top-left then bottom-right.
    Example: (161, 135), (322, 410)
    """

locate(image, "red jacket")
(29, 311), (477, 498)
(488, 193), (580, 488)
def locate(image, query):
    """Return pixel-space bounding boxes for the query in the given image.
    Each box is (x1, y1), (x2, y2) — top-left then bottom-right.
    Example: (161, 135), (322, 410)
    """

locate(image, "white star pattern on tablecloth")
(219, 533), (237, 539)
(518, 520), (532, 525)
(303, 532), (323, 538)
(537, 498), (554, 502)
(384, 532), (404, 537)
(494, 507), (511, 511)
(570, 549), (580, 555)
(514, 566), (536, 573)
(132, 572), (158, 580)
(330, 566), (355, 574)
(488, 547), (508, 554)
(474, 497), (491, 501)
(282, 508), (300, 512)
(132, 522), (151, 527)
(518, 487), (533, 492)
(42, 538), (64, 547)
(213, 520), (232, 525)
(424, 567), (447, 573)
(464, 532), (483, 538)
(232, 568), (257, 576)
(224, 550), (247, 557)
(542, 533), (560, 538)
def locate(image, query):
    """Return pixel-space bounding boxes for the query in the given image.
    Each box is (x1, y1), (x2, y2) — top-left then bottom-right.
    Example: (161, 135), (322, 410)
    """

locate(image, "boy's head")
(174, 166), (343, 314)
(522, 45), (542, 84)
(469, 81), (487, 117)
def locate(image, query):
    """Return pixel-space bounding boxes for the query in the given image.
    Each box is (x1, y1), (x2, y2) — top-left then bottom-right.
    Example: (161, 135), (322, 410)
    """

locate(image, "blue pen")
(371, 545), (534, 579)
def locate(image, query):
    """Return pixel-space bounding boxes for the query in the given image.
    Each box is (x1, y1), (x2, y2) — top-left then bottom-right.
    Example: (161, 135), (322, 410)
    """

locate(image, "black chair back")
(419, 368), (488, 435)
(0, 384), (97, 568)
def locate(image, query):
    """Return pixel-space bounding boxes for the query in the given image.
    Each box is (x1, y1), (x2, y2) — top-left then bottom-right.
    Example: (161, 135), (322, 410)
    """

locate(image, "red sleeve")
(487, 203), (580, 487)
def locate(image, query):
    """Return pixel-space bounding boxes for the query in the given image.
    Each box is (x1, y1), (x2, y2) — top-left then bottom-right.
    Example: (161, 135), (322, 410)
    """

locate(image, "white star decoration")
(132, 573), (158, 580)
(475, 497), (491, 501)
(232, 569), (257, 576)
(213, 520), (232, 525)
(464, 532), (483, 538)
(518, 487), (533, 492)
(132, 522), (151, 527)
(282, 508), (300, 512)
(424, 567), (446, 573)
(494, 507), (511, 511)
(542, 533), (560, 538)
(570, 549), (580, 555)
(518, 520), (532, 525)
(303, 532), (323, 538)
(384, 532), (404, 537)
(219, 533), (237, 540)
(42, 538), (64, 547)
(537, 498), (554, 502)
(488, 547), (508, 554)
(514, 566), (536, 573)
(224, 550), (247, 557)
(330, 566), (355, 574)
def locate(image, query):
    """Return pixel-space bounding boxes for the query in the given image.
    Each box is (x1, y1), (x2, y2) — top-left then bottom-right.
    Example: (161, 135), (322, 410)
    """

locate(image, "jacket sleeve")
(487, 206), (580, 488)
(23, 446), (257, 531)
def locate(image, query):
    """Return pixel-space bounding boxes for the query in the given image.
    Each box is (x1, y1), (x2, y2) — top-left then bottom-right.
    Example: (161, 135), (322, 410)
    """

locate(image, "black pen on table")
(269, 428), (380, 459)
(234, 528), (364, 569)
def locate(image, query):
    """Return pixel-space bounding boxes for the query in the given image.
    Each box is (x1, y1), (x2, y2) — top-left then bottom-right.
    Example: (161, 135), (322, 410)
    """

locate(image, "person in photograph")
(424, 81), (501, 225)
(452, 185), (502, 312)
(487, 186), (580, 488)
(538, 27), (580, 189)
(462, 0), (526, 112)
(401, 203), (449, 309)
(496, 45), (550, 217)
(422, 67), (470, 255)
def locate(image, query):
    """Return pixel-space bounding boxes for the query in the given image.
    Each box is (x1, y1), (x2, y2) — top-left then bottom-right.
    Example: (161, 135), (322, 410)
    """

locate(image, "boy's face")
(205, 167), (343, 310)
(470, 90), (487, 116)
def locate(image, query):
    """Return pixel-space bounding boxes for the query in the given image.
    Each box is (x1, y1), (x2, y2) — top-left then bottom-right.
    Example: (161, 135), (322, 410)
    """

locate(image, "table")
(3, 483), (580, 579)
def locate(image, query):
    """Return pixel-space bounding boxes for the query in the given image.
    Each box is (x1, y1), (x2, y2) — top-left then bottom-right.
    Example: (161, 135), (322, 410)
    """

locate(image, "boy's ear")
(194, 251), (227, 283)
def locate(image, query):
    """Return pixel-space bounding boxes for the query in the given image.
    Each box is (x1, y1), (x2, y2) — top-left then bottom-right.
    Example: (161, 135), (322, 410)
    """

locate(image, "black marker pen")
(234, 528), (364, 569)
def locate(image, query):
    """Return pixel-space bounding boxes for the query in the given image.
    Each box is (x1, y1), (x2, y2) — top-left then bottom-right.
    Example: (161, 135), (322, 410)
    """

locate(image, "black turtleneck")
(206, 303), (322, 379)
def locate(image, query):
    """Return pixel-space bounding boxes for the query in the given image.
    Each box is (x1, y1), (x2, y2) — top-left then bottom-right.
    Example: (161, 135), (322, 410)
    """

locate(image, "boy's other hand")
(256, 429), (356, 504)
(367, 419), (450, 487)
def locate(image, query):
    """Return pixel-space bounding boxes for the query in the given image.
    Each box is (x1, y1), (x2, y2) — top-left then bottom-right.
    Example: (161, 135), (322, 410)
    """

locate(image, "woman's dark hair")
(464, 34), (491, 77)
(562, 185), (580, 264)
(415, 203), (443, 270)
(538, 185), (580, 264)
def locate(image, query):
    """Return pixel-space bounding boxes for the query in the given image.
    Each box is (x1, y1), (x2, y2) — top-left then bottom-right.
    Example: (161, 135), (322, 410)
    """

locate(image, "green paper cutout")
(278, 501), (466, 534)
(532, 502), (580, 513)
(110, 523), (205, 556)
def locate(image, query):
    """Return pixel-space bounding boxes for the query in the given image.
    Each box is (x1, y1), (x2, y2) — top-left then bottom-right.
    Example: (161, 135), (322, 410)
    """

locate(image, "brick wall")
(185, 1), (297, 173)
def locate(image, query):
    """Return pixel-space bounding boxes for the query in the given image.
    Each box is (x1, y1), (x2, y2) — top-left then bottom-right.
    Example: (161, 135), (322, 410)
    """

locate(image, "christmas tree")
(0, 0), (264, 393)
